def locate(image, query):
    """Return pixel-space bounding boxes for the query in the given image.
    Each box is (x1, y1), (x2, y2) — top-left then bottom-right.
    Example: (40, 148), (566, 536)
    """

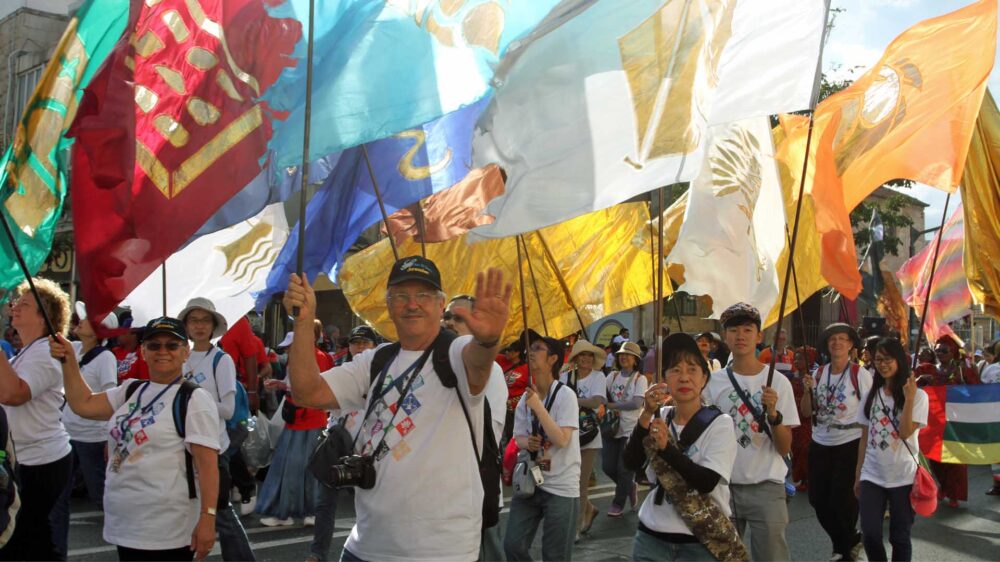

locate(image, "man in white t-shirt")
(505, 333), (580, 561)
(180, 297), (255, 562)
(801, 323), (872, 561)
(705, 303), (800, 562)
(282, 256), (512, 562)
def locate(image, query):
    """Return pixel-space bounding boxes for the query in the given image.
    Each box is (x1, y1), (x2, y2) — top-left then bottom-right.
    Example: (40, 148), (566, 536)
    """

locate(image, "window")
(669, 293), (699, 316)
(9, 65), (43, 139)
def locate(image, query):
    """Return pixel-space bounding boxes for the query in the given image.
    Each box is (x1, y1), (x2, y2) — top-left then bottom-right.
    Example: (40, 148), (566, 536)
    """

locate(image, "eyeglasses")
(185, 316), (214, 326)
(144, 341), (185, 352)
(873, 356), (895, 365)
(442, 312), (465, 322)
(387, 292), (438, 307)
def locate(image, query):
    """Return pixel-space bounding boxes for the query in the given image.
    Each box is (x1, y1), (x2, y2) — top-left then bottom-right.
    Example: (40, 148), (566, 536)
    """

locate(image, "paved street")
(67, 465), (999, 561)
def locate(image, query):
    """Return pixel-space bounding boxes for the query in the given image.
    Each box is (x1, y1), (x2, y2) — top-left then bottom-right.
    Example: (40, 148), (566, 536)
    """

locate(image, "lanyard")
(821, 363), (850, 409)
(354, 346), (435, 453)
(118, 375), (182, 439)
(184, 344), (216, 380)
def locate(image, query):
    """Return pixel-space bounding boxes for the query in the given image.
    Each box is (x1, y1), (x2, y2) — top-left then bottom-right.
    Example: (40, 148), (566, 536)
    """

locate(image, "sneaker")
(303, 516), (316, 527)
(259, 516), (294, 527)
(829, 554), (844, 561)
(850, 539), (864, 561)
(240, 496), (257, 516)
(607, 504), (624, 518)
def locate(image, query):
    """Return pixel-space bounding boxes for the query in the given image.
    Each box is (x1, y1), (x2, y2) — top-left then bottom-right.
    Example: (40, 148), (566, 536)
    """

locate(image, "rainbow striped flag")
(920, 384), (1000, 464)
(897, 204), (971, 344)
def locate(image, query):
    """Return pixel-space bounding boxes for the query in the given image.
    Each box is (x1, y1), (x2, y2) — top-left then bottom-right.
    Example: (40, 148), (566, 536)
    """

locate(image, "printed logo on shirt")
(725, 389), (766, 449)
(358, 373), (426, 462)
(869, 404), (902, 452)
(815, 370), (853, 427)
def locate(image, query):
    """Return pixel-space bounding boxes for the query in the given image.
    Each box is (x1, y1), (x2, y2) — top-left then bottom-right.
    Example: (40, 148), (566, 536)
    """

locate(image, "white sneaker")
(259, 516), (294, 527)
(303, 516), (316, 527)
(830, 554), (844, 561)
(240, 496), (257, 516)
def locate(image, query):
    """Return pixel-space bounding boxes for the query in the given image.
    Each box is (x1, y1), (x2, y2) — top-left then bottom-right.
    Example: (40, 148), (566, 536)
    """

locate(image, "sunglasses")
(442, 312), (465, 322)
(144, 341), (185, 352)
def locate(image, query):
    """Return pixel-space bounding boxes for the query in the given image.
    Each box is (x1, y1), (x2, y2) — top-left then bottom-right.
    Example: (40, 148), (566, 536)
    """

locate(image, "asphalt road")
(67, 465), (999, 561)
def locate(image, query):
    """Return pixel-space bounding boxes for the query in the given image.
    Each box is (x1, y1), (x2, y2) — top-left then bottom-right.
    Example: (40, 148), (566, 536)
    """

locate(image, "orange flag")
(807, 0), (996, 299)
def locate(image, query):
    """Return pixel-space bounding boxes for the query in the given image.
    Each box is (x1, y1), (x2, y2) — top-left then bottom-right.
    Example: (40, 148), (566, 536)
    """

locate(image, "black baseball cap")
(348, 325), (378, 343)
(387, 256), (443, 291)
(662, 333), (710, 375)
(141, 317), (187, 341)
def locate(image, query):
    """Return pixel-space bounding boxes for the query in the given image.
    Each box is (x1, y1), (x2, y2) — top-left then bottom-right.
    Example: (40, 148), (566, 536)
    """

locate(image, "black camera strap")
(726, 367), (772, 440)
(352, 344), (436, 453)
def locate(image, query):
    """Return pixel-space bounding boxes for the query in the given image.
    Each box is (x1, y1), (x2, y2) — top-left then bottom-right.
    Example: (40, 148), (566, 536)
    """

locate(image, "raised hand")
(643, 382), (669, 415)
(903, 372), (917, 402)
(282, 273), (317, 323)
(49, 333), (77, 369)
(451, 268), (512, 347)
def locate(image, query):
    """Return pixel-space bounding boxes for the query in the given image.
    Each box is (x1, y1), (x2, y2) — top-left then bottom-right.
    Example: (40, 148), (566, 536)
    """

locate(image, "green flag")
(0, 0), (128, 298)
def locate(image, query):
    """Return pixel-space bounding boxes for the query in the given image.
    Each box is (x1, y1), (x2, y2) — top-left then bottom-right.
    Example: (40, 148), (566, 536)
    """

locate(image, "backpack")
(369, 331), (502, 529)
(125, 379), (200, 498)
(199, 348), (251, 431)
(0, 408), (19, 548)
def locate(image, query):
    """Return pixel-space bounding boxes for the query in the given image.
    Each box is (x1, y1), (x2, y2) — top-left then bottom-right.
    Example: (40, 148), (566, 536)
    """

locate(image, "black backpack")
(124, 379), (200, 498)
(0, 408), (19, 548)
(369, 331), (502, 529)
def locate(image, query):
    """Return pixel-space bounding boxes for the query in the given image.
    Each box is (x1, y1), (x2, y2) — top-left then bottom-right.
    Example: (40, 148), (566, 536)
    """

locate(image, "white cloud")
(870, 0), (921, 7)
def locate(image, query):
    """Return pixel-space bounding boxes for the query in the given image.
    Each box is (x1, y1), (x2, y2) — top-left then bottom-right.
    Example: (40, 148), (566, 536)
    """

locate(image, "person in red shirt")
(110, 313), (148, 383)
(219, 316), (267, 412)
(257, 331), (330, 526)
(500, 334), (531, 450)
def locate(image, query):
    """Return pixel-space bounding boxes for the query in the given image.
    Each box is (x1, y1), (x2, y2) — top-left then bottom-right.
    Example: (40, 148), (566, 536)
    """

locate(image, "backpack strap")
(849, 363), (861, 398)
(124, 379), (145, 401)
(369, 343), (402, 387)
(79, 346), (108, 368)
(431, 330), (459, 388)
(653, 405), (723, 505)
(172, 380), (200, 499)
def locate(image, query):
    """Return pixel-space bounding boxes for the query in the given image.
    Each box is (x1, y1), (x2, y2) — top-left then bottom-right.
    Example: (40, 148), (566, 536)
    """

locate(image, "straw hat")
(615, 341), (643, 359)
(567, 340), (607, 366)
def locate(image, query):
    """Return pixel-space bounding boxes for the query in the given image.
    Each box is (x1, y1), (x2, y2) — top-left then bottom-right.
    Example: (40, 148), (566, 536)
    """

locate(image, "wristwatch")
(767, 410), (784, 426)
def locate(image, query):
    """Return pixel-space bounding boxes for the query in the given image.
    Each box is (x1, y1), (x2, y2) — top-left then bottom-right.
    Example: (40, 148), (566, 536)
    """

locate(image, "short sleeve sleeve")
(912, 389), (929, 427)
(632, 374), (649, 400)
(449, 335), (485, 403)
(775, 373), (801, 428)
(184, 388), (222, 451)
(97, 351), (119, 391)
(553, 386), (579, 429)
(512, 395), (530, 437)
(321, 347), (377, 413)
(105, 381), (131, 411)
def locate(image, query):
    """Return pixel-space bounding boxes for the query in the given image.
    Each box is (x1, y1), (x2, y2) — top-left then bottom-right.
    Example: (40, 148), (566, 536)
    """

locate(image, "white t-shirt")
(559, 369), (607, 449)
(103, 380), (220, 550)
(64, 343), (118, 443)
(639, 407), (737, 534)
(811, 363), (873, 446)
(184, 347), (237, 452)
(4, 338), (72, 465)
(857, 387), (929, 488)
(320, 335), (485, 562)
(607, 370), (648, 438)
(981, 363), (1000, 384)
(706, 365), (801, 485)
(512, 381), (580, 498)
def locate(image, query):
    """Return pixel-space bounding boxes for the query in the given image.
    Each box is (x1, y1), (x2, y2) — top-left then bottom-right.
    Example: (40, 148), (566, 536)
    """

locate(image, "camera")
(330, 454), (376, 489)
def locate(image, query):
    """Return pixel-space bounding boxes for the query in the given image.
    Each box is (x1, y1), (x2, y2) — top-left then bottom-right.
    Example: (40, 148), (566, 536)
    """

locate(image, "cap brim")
(74, 301), (87, 321)
(387, 273), (441, 290)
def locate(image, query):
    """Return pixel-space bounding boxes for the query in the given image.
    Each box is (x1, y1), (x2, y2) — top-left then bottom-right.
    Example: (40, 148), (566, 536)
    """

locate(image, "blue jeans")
(632, 530), (716, 562)
(310, 484), (340, 561)
(217, 453), (256, 561)
(72, 440), (107, 505)
(602, 436), (635, 508)
(479, 523), (504, 562)
(504, 489), (579, 561)
(859, 481), (914, 562)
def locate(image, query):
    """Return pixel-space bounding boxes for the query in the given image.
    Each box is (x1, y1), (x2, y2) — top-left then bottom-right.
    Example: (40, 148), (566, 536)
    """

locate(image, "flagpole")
(911, 192), (952, 369)
(161, 261), (167, 316)
(535, 231), (589, 339)
(415, 200), (428, 258)
(648, 192), (661, 372)
(767, 113), (816, 388)
(0, 209), (59, 338)
(656, 185), (667, 383)
(516, 235), (530, 358)
(293, 0), (316, 318)
(520, 235), (549, 336)
(362, 145), (399, 261)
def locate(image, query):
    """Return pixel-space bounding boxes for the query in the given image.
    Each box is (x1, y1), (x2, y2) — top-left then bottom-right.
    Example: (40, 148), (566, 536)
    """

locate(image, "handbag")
(877, 391), (938, 517)
(566, 368), (600, 446)
(308, 417), (355, 488)
(511, 449), (539, 499)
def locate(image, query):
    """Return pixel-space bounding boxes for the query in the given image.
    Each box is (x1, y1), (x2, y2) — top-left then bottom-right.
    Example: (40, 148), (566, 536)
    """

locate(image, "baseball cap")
(349, 325), (378, 343)
(720, 302), (761, 329)
(141, 317), (187, 342)
(662, 333), (710, 375)
(387, 256), (443, 291)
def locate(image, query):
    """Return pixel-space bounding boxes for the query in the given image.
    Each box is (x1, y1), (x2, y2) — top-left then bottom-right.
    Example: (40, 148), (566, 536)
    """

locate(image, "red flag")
(70, 0), (300, 322)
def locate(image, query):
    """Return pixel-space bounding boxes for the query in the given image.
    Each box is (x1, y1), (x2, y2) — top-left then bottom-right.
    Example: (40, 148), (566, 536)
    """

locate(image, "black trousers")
(117, 545), (194, 561)
(808, 439), (862, 558)
(0, 453), (72, 561)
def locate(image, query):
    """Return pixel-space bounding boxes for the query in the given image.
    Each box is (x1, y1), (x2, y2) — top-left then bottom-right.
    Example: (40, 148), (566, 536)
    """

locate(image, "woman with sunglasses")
(49, 317), (221, 561)
(854, 338), (927, 562)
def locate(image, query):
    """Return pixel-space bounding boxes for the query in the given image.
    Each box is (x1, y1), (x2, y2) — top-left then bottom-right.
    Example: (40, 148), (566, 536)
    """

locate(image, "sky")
(824, 0), (1000, 233)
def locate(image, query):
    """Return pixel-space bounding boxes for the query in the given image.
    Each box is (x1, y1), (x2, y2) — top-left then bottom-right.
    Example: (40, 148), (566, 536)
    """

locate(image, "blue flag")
(263, 0), (560, 168)
(255, 98), (489, 309)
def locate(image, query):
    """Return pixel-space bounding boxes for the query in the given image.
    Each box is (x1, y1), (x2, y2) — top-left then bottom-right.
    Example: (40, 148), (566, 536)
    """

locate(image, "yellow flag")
(960, 90), (1000, 319)
(339, 203), (667, 343)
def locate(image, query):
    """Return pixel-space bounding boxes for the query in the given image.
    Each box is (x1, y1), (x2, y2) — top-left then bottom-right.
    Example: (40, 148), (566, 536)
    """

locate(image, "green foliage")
(851, 194), (915, 257)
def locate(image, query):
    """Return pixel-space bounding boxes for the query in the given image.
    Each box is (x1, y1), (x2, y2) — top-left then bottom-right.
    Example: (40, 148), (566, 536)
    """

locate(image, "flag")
(897, 204), (972, 345)
(877, 270), (909, 346)
(960, 90), (1000, 319)
(666, 117), (785, 318)
(263, 0), (562, 168)
(808, 0), (997, 299)
(254, 99), (489, 309)
(122, 204), (288, 331)
(383, 164), (505, 246)
(338, 203), (660, 343)
(469, 0), (827, 239)
(763, 114), (827, 327)
(920, 384), (1000, 464)
(70, 0), (303, 323)
(0, 0), (127, 297)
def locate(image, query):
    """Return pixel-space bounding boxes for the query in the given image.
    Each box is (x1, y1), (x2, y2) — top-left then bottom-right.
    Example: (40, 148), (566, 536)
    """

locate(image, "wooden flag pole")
(292, 0), (315, 318)
(785, 227), (811, 349)
(648, 192), (661, 375)
(363, 146), (399, 261)
(415, 200), (428, 258)
(516, 235), (530, 360)
(656, 186), (667, 383)
(161, 261), (167, 316)
(0, 210), (59, 338)
(910, 192), (952, 369)
(520, 235), (549, 336)
(535, 231), (589, 339)
(767, 113), (816, 388)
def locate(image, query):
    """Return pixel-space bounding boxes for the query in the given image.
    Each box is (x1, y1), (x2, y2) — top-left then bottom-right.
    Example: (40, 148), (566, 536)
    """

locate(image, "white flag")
(471, 0), (826, 239)
(667, 117), (786, 318)
(123, 204), (288, 331)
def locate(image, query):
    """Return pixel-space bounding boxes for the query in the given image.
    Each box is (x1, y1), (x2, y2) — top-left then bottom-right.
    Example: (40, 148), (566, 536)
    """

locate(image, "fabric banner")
(920, 384), (1000, 464)
(470, 0), (827, 239)
(960, 90), (1000, 319)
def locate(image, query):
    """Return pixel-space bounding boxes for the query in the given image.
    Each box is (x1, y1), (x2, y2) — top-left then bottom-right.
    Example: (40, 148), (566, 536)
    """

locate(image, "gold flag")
(960, 90), (1000, 319)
